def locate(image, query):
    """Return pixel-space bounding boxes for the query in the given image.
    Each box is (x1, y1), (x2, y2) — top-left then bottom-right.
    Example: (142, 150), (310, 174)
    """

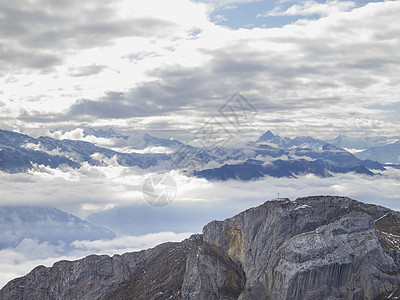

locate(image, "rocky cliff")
(2, 196), (400, 299)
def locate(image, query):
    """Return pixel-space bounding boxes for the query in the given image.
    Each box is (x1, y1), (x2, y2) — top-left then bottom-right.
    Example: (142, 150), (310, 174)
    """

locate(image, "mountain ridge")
(0, 129), (169, 172)
(0, 129), (390, 180)
(0, 205), (116, 250)
(2, 195), (400, 299)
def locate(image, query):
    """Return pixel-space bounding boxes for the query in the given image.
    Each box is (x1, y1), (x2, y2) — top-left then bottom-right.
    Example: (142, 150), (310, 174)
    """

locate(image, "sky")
(1, 0), (400, 289)
(0, 0), (399, 141)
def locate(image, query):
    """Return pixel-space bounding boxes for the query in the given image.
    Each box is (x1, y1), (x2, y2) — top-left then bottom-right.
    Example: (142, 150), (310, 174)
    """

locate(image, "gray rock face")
(2, 196), (400, 299)
(0, 236), (203, 300)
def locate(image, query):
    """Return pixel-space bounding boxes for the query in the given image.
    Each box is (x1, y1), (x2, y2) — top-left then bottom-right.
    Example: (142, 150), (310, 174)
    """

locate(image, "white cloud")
(198, 0), (261, 8)
(213, 14), (228, 22)
(48, 128), (117, 147)
(1, 162), (400, 217)
(91, 153), (120, 167)
(223, 5), (238, 9)
(126, 146), (175, 154)
(71, 231), (192, 254)
(50, 128), (85, 140)
(262, 0), (356, 17)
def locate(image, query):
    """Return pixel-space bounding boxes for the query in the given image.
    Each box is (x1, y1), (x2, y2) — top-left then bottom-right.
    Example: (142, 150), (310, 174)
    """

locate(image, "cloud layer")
(1, 163), (400, 217)
(1, 163), (399, 288)
(0, 0), (398, 139)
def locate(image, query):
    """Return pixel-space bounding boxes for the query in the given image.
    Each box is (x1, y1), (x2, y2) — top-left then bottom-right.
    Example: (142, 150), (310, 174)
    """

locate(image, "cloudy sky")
(0, 0), (399, 140)
(1, 0), (400, 288)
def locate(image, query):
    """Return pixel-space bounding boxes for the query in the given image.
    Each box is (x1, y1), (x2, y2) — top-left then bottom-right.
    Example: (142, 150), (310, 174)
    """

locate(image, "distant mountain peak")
(256, 130), (281, 144)
(322, 143), (342, 150)
(255, 130), (327, 149)
(264, 129), (275, 137)
(83, 128), (128, 139)
(0, 206), (115, 250)
(142, 133), (183, 148)
(258, 130), (275, 139)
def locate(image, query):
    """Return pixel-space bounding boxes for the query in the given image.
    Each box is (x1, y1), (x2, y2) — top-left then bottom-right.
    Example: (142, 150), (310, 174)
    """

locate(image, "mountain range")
(328, 134), (399, 150)
(254, 130), (400, 165)
(0, 129), (398, 181)
(0, 206), (116, 250)
(83, 128), (128, 140)
(2, 195), (400, 299)
(0, 129), (168, 173)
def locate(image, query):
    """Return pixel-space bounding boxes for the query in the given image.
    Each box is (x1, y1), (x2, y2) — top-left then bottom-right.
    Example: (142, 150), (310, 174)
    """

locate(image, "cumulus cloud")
(49, 128), (86, 140)
(48, 128), (117, 147)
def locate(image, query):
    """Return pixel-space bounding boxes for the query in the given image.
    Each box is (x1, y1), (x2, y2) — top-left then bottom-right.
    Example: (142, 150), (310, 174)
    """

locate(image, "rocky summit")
(2, 196), (400, 299)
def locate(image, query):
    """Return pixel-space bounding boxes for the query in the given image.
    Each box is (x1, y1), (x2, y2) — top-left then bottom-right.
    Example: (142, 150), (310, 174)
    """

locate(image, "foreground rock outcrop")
(2, 196), (400, 299)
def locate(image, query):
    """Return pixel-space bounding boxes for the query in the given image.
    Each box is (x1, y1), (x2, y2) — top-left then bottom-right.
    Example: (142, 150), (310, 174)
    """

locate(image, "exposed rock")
(0, 236), (202, 300)
(2, 196), (400, 299)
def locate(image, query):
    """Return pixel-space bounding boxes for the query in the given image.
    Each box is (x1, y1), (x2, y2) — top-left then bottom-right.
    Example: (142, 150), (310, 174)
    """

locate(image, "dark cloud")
(207, 49), (269, 74)
(68, 96), (137, 119)
(0, 43), (62, 74)
(20, 18), (177, 50)
(17, 109), (68, 124)
(70, 65), (107, 77)
(61, 39), (356, 121)
(66, 66), (218, 119)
